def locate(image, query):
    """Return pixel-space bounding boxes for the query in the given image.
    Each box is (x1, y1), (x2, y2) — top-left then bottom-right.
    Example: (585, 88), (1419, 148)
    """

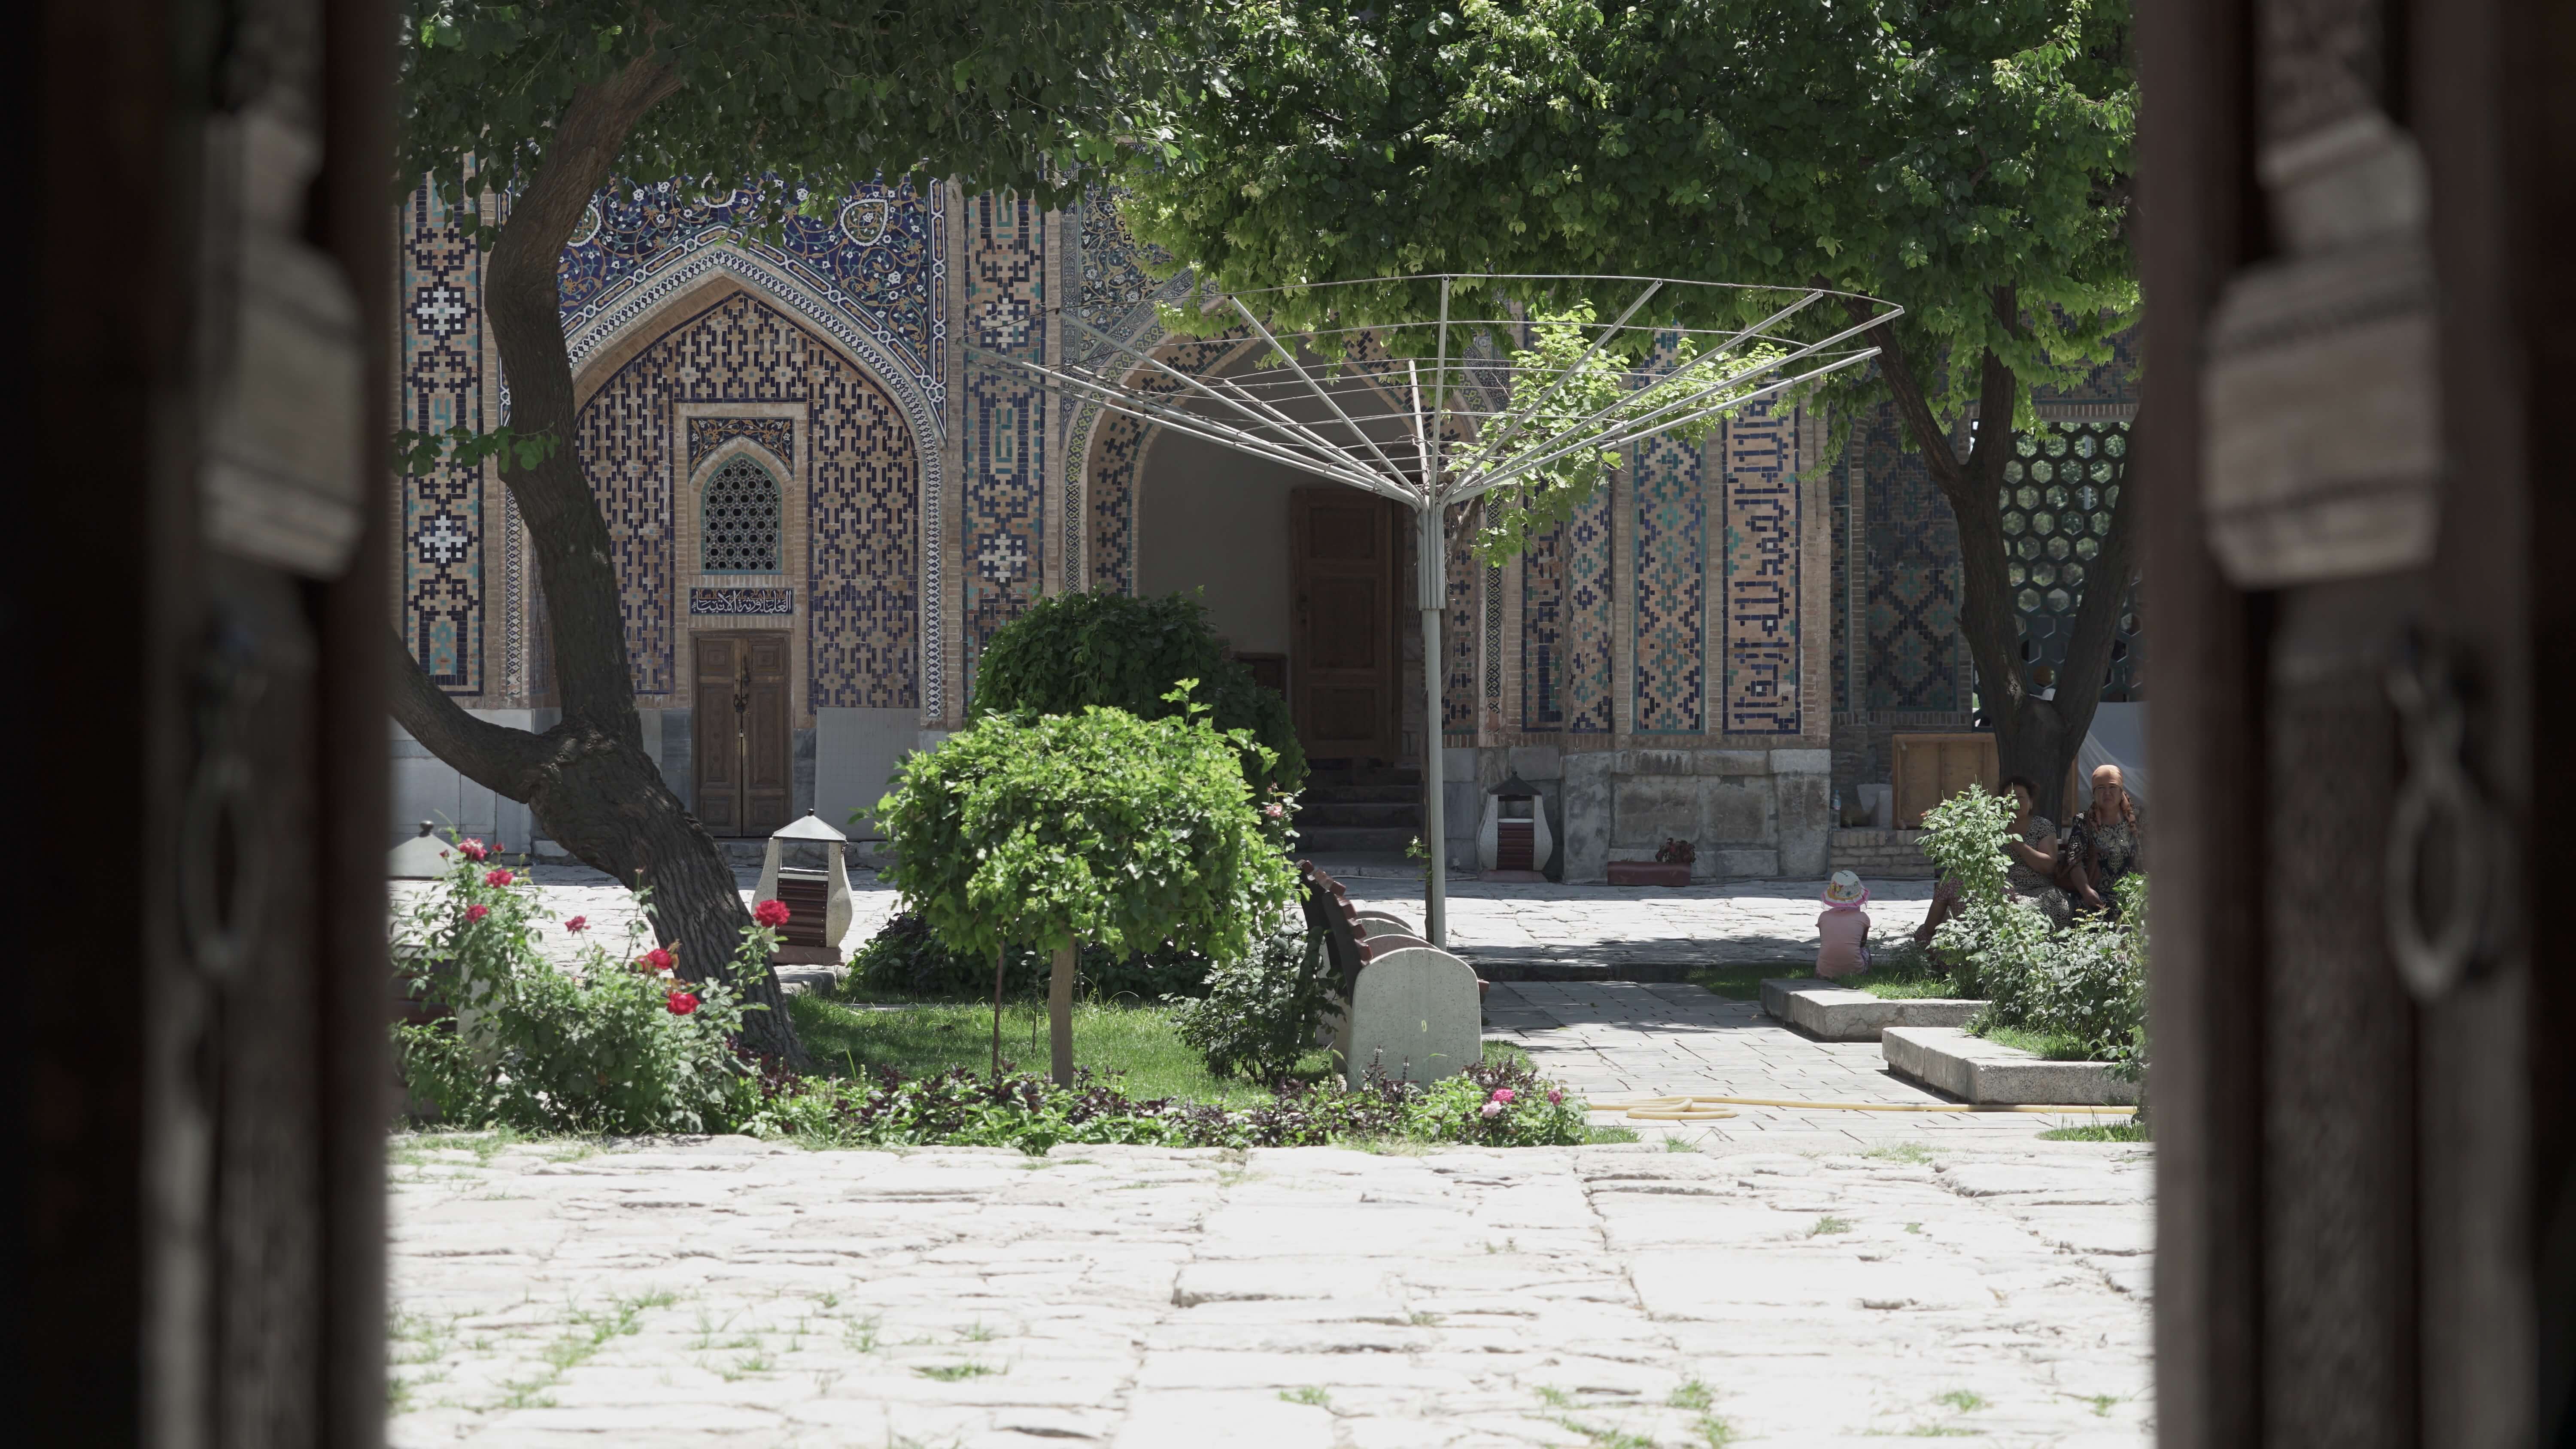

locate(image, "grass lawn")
(2038, 1120), (2151, 1142)
(1973, 1022), (2096, 1061)
(789, 991), (1535, 1108)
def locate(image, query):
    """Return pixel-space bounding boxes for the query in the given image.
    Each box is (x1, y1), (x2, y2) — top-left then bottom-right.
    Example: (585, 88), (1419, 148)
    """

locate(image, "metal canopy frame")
(973, 273), (1901, 943)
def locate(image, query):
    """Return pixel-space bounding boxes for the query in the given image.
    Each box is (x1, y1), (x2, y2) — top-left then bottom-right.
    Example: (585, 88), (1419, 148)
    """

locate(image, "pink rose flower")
(484, 868), (515, 887)
(457, 838), (489, 862)
(1546, 1089), (1564, 1106)
(1490, 1088), (1516, 1104)
(1479, 1101), (1504, 1118)
(564, 915), (589, 933)
(463, 904), (489, 923)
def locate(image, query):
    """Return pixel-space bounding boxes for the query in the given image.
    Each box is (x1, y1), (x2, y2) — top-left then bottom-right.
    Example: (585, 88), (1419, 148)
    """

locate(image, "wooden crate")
(1891, 732), (2000, 828)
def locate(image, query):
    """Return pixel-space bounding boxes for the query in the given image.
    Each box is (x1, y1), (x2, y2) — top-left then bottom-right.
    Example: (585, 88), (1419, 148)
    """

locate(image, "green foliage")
(843, 912), (1213, 1001)
(398, 0), (1210, 215)
(969, 590), (1306, 798)
(1118, 0), (2137, 525)
(1918, 785), (2017, 904)
(392, 424), (560, 477)
(1466, 306), (1782, 563)
(390, 836), (764, 1134)
(739, 1052), (1588, 1152)
(1968, 874), (2150, 1069)
(1169, 929), (1331, 1082)
(875, 688), (1299, 966)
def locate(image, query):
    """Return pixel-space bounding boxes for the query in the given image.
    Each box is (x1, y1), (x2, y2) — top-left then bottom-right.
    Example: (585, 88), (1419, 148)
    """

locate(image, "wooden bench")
(1298, 861), (1488, 1085)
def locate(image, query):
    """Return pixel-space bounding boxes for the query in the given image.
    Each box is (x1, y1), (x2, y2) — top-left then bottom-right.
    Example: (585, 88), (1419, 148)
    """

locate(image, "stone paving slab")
(388, 1136), (2152, 1447)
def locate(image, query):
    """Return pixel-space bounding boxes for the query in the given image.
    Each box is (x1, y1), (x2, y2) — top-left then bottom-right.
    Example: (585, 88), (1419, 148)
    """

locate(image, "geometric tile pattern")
(398, 182), (487, 692)
(697, 454), (785, 573)
(960, 193), (1045, 703)
(1719, 400), (1802, 734)
(686, 416), (795, 472)
(1444, 505), (1480, 733)
(1560, 482), (1616, 733)
(1998, 420), (2134, 694)
(1856, 411), (1966, 712)
(690, 586), (795, 616)
(1631, 429), (1707, 733)
(1520, 519), (1568, 727)
(574, 291), (917, 707)
(560, 176), (943, 417)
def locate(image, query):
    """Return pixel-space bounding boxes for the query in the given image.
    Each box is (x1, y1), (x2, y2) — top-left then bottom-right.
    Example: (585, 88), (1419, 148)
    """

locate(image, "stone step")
(1305, 763), (1424, 787)
(1297, 825), (1422, 853)
(1759, 977), (1984, 1041)
(1298, 800), (1424, 828)
(1880, 1025), (2140, 1106)
(1300, 782), (1425, 804)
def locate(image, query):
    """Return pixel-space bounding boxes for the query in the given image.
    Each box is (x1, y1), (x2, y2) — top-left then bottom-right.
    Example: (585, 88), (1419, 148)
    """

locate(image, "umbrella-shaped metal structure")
(977, 273), (1901, 943)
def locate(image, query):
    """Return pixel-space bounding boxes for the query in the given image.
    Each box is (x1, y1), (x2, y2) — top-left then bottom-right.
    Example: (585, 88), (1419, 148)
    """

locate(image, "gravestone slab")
(1343, 946), (1483, 1088)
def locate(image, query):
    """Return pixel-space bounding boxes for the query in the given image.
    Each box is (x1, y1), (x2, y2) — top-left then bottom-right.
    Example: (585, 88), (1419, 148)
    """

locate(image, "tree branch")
(1843, 294), (1962, 496)
(385, 628), (551, 801)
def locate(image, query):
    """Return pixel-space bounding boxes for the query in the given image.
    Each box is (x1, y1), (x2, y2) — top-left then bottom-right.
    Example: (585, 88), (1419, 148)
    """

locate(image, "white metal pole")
(1417, 501), (1447, 946)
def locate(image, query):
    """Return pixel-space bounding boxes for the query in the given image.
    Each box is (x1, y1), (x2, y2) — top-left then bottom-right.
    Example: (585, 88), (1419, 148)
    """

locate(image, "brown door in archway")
(693, 631), (792, 836)
(1290, 488), (1398, 761)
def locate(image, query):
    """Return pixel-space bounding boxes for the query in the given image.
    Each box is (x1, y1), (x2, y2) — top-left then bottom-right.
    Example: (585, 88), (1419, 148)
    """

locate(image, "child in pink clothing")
(1816, 870), (1872, 979)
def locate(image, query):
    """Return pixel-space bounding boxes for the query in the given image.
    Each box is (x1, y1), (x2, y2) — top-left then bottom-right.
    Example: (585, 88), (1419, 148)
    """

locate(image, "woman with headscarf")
(2065, 763), (2145, 918)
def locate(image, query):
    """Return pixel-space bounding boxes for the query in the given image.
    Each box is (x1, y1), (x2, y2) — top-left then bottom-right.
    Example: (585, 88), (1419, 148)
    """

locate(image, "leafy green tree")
(876, 690), (1299, 1084)
(973, 590), (1306, 798)
(1119, 0), (2137, 816)
(389, 0), (1206, 1062)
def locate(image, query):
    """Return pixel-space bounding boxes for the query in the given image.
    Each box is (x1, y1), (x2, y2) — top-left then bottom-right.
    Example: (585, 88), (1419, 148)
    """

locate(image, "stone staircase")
(1296, 760), (1425, 855)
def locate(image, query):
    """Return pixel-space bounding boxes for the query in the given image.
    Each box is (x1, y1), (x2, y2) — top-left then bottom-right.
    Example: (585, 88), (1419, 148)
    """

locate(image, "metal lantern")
(1476, 773), (1554, 877)
(755, 810), (854, 964)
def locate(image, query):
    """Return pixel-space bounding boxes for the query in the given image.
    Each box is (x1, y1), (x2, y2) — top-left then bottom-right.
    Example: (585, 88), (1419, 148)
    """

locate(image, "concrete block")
(1506, 744), (1564, 780)
(1775, 770), (1832, 876)
(1702, 777), (1773, 846)
(1613, 776), (1701, 846)
(1625, 749), (1696, 777)
(1758, 979), (1984, 1042)
(1881, 1027), (2140, 1105)
(1560, 752), (1613, 882)
(1442, 744), (1480, 782)
(1695, 749), (1774, 776)
(1702, 848), (1780, 878)
(1770, 747), (1834, 775)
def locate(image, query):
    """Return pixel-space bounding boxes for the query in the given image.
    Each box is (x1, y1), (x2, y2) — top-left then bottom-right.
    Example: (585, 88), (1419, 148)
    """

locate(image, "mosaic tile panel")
(1830, 451), (1853, 714)
(575, 291), (917, 707)
(560, 177), (942, 416)
(1631, 430), (1706, 733)
(1520, 521), (1567, 727)
(1444, 504), (1480, 733)
(1720, 401), (1802, 734)
(691, 587), (794, 616)
(687, 416), (794, 471)
(1859, 406), (1967, 711)
(1075, 188), (1175, 352)
(1561, 483), (1616, 733)
(960, 194), (1046, 702)
(399, 182), (487, 692)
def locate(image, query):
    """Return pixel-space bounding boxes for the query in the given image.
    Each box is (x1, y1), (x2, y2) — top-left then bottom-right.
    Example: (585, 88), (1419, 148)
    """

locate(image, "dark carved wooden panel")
(1291, 489), (1396, 761)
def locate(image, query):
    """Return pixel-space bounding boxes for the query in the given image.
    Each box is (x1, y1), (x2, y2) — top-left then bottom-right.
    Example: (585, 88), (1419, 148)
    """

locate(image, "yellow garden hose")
(1594, 1094), (2137, 1119)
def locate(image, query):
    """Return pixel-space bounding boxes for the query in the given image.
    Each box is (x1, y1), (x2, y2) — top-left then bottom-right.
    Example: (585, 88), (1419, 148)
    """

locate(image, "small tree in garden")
(876, 685), (1299, 1086)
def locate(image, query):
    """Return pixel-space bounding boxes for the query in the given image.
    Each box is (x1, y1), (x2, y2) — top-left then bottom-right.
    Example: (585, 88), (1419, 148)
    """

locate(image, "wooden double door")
(693, 631), (792, 836)
(1290, 488), (1400, 761)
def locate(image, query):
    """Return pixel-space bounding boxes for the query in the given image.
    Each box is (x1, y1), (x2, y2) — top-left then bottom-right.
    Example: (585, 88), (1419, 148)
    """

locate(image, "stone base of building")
(1827, 828), (1935, 879)
(1441, 744), (1832, 882)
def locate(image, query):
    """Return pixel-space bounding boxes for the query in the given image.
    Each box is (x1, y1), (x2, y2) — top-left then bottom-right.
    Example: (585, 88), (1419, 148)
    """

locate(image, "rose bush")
(392, 834), (789, 1134)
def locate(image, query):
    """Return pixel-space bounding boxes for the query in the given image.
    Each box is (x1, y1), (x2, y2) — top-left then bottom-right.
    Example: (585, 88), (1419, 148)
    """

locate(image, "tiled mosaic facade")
(1517, 485), (1618, 734)
(958, 194), (1047, 700)
(1719, 400), (1804, 734)
(687, 417), (795, 472)
(574, 290), (918, 709)
(398, 183), (489, 691)
(1630, 430), (1707, 733)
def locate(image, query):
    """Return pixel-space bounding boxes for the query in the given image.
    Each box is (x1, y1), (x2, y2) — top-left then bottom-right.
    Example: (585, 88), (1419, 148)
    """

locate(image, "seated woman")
(2065, 763), (2145, 918)
(1913, 773), (2071, 946)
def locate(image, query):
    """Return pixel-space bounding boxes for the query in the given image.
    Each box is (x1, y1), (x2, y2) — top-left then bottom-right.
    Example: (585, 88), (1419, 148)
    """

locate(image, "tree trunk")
(1856, 290), (2145, 822)
(990, 948), (1006, 1080)
(1048, 944), (1078, 1087)
(390, 54), (804, 1064)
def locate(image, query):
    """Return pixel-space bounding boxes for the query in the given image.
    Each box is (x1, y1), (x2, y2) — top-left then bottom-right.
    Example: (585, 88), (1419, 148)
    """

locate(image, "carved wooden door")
(1289, 488), (1397, 761)
(693, 632), (792, 835)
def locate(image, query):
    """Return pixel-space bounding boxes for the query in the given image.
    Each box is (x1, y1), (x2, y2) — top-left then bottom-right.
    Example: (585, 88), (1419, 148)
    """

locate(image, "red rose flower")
(666, 991), (700, 1016)
(1490, 1088), (1516, 1105)
(753, 898), (791, 928)
(564, 915), (589, 934)
(484, 868), (515, 887)
(639, 947), (676, 973)
(457, 838), (489, 862)
(464, 904), (489, 923)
